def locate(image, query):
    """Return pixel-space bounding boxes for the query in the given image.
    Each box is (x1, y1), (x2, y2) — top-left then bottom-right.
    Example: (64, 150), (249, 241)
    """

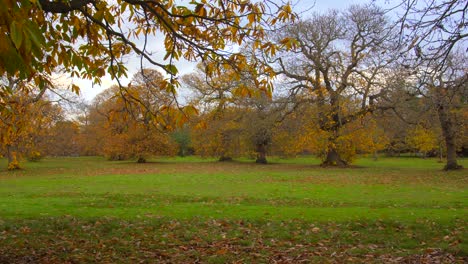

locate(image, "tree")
(0, 0), (295, 104)
(46, 121), (81, 156)
(242, 94), (276, 164)
(190, 109), (246, 161)
(272, 5), (397, 166)
(393, 0), (467, 170)
(183, 63), (247, 161)
(0, 77), (62, 169)
(239, 88), (304, 164)
(76, 91), (111, 156)
(420, 53), (466, 169)
(171, 126), (193, 157)
(92, 70), (179, 162)
(184, 59), (283, 163)
(269, 100), (390, 163)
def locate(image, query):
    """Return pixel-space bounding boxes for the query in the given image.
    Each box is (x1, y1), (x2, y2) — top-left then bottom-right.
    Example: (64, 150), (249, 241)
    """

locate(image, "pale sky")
(70, 0), (389, 101)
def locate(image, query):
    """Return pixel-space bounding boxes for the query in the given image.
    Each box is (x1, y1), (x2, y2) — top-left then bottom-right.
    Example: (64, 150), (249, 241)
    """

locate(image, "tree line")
(0, 1), (466, 170)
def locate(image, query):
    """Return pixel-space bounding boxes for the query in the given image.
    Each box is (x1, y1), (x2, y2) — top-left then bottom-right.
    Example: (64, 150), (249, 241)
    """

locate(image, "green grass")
(0, 156), (466, 262)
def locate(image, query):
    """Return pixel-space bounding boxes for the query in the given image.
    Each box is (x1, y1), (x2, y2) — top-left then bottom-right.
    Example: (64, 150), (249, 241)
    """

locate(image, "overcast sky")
(72, 0), (390, 101)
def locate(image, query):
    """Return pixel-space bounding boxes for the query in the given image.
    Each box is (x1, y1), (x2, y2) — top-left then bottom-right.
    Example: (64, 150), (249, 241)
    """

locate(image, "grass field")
(0, 156), (466, 263)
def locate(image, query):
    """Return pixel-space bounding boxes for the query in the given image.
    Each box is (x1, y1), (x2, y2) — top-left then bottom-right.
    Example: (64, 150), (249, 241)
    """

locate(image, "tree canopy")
(0, 0), (295, 99)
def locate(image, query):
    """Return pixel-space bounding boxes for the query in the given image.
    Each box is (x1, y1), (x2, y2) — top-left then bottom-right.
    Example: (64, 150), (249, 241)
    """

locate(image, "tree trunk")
(444, 143), (460, 170)
(6, 145), (20, 170)
(255, 143), (267, 164)
(320, 96), (348, 167)
(218, 132), (232, 162)
(437, 104), (462, 170)
(322, 148), (347, 167)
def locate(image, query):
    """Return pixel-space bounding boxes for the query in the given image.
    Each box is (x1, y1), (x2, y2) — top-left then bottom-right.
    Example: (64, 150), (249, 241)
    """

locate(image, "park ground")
(0, 156), (466, 263)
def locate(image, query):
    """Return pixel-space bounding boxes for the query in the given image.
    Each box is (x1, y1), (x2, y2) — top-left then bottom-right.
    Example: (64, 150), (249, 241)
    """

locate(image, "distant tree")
(190, 109), (246, 161)
(91, 69), (179, 162)
(184, 60), (287, 163)
(419, 54), (467, 169)
(406, 124), (438, 158)
(171, 126), (192, 157)
(77, 91), (111, 156)
(46, 121), (81, 157)
(242, 95), (276, 164)
(271, 107), (313, 158)
(183, 63), (247, 161)
(0, 77), (61, 169)
(394, 0), (467, 169)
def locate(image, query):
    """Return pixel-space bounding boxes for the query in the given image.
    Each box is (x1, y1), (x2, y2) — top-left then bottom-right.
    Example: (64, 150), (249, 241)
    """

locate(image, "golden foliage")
(6, 152), (20, 170)
(191, 109), (247, 159)
(0, 0), (295, 102)
(0, 80), (60, 169)
(272, 110), (389, 163)
(89, 70), (180, 161)
(406, 125), (438, 155)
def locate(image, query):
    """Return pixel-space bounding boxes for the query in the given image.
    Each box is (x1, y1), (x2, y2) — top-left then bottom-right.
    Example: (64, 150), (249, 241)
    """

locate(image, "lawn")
(0, 156), (466, 263)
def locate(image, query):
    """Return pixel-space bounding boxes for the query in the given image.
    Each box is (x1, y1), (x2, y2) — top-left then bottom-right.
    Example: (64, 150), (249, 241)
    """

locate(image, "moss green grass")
(0, 156), (466, 262)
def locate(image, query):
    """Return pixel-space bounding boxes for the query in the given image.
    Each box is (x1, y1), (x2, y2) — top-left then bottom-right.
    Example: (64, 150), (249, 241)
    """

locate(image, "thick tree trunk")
(6, 145), (20, 170)
(437, 104), (462, 170)
(322, 148), (347, 167)
(319, 96), (348, 167)
(255, 143), (267, 164)
(444, 143), (460, 170)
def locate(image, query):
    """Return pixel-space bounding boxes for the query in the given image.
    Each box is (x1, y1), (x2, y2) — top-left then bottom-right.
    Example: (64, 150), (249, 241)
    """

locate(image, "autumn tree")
(393, 0), (467, 170)
(270, 105), (313, 158)
(190, 109), (246, 161)
(183, 63), (247, 161)
(92, 69), (179, 162)
(184, 59), (284, 163)
(385, 51), (467, 167)
(416, 54), (466, 169)
(46, 120), (81, 157)
(269, 98), (389, 162)
(239, 87), (307, 164)
(76, 91), (111, 156)
(0, 76), (62, 169)
(271, 5), (397, 166)
(241, 94), (276, 164)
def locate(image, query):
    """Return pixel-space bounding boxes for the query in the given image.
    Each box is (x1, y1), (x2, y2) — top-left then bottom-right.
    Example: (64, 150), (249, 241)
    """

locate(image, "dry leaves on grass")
(0, 218), (466, 263)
